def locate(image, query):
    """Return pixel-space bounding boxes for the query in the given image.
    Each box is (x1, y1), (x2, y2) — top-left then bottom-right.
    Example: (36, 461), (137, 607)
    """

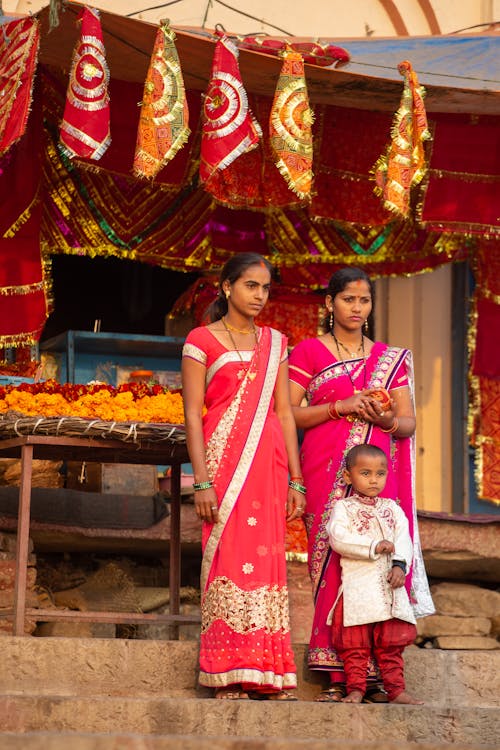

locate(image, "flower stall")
(0, 378), (191, 636)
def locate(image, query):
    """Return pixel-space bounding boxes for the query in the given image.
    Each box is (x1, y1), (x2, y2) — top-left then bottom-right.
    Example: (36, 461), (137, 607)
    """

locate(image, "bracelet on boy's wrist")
(392, 560), (407, 573)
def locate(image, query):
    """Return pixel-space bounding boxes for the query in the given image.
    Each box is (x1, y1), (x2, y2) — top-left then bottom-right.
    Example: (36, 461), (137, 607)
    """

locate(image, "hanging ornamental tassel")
(200, 33), (261, 183)
(133, 20), (190, 179)
(269, 46), (314, 200)
(0, 17), (40, 158)
(59, 7), (111, 161)
(372, 60), (431, 218)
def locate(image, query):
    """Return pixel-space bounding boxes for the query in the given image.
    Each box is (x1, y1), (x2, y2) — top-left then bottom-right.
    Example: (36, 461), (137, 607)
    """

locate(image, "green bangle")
(193, 481), (213, 491)
(288, 480), (306, 494)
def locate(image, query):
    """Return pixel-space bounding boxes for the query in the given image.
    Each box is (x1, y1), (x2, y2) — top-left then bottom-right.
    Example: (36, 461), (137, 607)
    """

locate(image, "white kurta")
(326, 496), (416, 627)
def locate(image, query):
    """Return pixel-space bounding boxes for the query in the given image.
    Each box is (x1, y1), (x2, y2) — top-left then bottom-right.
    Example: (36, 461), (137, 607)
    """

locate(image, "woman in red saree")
(288, 267), (434, 702)
(182, 253), (304, 700)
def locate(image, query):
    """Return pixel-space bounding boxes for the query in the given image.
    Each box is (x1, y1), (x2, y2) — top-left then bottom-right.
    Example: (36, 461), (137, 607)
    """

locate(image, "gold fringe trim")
(133, 125), (190, 181)
(2, 189), (40, 238)
(0, 281), (45, 296)
(0, 331), (40, 347)
(274, 158), (312, 201)
(429, 169), (500, 183)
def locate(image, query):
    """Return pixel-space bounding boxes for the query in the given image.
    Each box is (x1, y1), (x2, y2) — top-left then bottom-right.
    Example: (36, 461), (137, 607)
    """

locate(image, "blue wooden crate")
(39, 330), (184, 386)
(0, 376), (35, 387)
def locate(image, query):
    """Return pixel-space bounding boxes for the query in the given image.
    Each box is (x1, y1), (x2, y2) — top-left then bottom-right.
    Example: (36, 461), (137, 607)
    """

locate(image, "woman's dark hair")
(323, 267), (375, 335)
(207, 253), (274, 322)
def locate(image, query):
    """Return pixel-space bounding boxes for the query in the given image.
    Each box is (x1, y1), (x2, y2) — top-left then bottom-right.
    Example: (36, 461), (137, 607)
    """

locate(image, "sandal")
(363, 685), (389, 704)
(314, 685), (346, 703)
(215, 686), (249, 700)
(248, 690), (298, 701)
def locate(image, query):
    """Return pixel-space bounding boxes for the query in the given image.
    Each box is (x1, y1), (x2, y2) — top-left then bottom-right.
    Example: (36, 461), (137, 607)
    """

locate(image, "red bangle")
(328, 401), (340, 420)
(381, 417), (399, 434)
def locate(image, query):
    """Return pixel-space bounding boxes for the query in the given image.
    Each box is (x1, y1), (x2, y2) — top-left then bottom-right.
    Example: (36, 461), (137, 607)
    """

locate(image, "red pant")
(332, 596), (417, 701)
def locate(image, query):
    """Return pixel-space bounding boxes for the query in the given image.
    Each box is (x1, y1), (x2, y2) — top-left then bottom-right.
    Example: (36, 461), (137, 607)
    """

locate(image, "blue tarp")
(337, 34), (499, 92)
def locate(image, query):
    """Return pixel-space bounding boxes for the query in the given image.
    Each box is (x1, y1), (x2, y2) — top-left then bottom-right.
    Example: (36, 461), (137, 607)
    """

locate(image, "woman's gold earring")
(329, 312), (334, 331)
(226, 290), (230, 299)
(364, 319), (369, 334)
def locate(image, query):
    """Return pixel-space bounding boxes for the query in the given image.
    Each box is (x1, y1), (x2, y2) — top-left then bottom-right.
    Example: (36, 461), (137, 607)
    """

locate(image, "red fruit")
(367, 388), (391, 410)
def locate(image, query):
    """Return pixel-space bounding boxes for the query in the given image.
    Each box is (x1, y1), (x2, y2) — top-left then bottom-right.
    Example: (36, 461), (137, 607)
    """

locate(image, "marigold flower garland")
(0, 381), (185, 424)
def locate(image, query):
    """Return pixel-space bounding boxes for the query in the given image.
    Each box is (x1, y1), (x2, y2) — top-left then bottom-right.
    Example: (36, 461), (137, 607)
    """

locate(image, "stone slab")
(418, 514), (500, 583)
(430, 583), (500, 619)
(0, 733), (497, 750)
(417, 615), (492, 638)
(1, 637), (499, 707)
(0, 696), (498, 746)
(434, 636), (499, 650)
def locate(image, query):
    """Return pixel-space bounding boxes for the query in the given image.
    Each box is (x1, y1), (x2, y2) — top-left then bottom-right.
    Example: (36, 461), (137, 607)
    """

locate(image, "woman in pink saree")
(182, 253), (304, 701)
(288, 267), (434, 703)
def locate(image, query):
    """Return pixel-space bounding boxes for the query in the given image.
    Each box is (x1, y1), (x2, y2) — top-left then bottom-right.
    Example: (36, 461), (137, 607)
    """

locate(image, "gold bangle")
(381, 417), (399, 434)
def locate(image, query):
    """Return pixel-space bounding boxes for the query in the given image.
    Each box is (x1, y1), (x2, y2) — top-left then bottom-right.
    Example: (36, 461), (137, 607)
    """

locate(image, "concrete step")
(1, 637), (498, 707)
(0, 733), (497, 750)
(0, 696), (498, 746)
(1, 637), (498, 747)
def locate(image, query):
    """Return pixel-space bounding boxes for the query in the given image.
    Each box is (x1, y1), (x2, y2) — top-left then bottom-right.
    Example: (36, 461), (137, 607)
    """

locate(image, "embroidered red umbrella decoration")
(269, 47), (314, 200)
(0, 17), (40, 157)
(200, 33), (262, 185)
(372, 60), (431, 218)
(133, 20), (190, 179)
(59, 7), (111, 160)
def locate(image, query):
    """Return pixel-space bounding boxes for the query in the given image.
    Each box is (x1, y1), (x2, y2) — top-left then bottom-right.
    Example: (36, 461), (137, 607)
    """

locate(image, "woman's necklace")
(222, 317), (259, 381)
(335, 337), (364, 358)
(332, 332), (367, 393)
(222, 316), (256, 335)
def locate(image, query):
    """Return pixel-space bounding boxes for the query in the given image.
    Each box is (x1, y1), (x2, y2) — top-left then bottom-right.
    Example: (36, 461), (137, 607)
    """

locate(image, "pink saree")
(289, 339), (434, 676)
(183, 325), (297, 690)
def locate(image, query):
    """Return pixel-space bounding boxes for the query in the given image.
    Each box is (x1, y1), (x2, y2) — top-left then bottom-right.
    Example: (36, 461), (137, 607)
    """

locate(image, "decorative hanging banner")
(372, 60), (431, 218)
(133, 21), (190, 179)
(269, 47), (314, 200)
(200, 34), (261, 183)
(0, 18), (40, 157)
(59, 7), (111, 160)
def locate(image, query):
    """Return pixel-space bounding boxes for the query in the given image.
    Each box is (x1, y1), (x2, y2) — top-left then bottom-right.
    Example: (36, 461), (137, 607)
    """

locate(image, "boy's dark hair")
(345, 444), (388, 470)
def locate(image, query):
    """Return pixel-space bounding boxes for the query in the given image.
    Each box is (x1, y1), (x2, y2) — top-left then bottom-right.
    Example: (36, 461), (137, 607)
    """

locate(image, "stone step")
(0, 695), (498, 746)
(1, 637), (498, 707)
(0, 732), (497, 750)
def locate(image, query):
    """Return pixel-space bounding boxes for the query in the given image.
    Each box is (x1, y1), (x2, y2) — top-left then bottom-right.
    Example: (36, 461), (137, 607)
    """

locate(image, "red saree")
(289, 339), (434, 676)
(183, 325), (297, 689)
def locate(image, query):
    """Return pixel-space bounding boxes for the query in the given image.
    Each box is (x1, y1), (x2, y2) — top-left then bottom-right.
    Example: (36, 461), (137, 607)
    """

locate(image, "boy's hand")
(375, 540), (395, 555)
(387, 566), (405, 589)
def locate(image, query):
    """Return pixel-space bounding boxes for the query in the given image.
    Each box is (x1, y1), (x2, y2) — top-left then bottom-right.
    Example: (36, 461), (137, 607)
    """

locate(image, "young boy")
(326, 443), (423, 705)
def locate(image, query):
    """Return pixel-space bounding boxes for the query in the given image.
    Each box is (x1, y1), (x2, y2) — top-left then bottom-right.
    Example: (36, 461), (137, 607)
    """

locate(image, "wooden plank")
(35, 4), (500, 115)
(13, 444), (33, 635)
(21, 609), (200, 625)
(0, 435), (189, 466)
